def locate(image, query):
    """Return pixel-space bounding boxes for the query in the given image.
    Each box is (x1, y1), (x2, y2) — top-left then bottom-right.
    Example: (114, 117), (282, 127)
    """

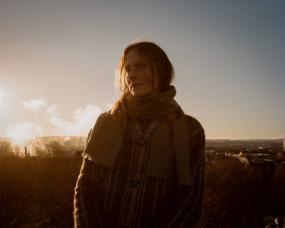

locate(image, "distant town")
(1, 137), (284, 163)
(206, 139), (285, 164)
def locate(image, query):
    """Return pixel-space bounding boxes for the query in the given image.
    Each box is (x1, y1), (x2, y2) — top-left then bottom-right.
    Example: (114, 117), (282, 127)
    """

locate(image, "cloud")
(23, 98), (47, 110)
(5, 101), (102, 143)
(46, 104), (57, 114)
(6, 122), (44, 145)
(46, 104), (102, 136)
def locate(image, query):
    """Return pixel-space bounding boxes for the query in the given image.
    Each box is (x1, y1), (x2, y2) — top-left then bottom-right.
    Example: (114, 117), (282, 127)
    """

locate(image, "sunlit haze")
(0, 90), (4, 106)
(0, 0), (284, 143)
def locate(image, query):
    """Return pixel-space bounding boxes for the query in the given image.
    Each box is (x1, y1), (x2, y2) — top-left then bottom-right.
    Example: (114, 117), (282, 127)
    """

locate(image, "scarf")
(83, 86), (193, 186)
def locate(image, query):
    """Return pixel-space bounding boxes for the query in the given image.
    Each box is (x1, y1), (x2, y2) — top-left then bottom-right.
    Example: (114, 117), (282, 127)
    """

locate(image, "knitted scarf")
(83, 86), (193, 186)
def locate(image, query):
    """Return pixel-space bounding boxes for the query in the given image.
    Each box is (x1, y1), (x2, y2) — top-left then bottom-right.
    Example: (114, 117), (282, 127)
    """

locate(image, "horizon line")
(0, 136), (284, 141)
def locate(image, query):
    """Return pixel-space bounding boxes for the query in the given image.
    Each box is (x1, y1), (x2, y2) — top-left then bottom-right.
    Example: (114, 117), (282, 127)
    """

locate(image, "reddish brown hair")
(112, 41), (174, 113)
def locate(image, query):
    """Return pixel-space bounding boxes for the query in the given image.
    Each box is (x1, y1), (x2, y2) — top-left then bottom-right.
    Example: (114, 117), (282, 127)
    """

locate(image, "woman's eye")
(137, 63), (145, 70)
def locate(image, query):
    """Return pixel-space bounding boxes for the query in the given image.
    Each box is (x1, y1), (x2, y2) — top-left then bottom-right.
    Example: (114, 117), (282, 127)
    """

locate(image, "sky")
(0, 0), (284, 143)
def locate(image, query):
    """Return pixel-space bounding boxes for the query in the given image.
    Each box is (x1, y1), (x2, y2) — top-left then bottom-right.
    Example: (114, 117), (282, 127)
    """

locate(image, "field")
(1, 154), (285, 227)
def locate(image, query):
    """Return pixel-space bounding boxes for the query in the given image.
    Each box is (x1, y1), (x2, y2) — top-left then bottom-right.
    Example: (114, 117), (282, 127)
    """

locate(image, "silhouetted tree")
(0, 142), (12, 157)
(45, 141), (66, 157)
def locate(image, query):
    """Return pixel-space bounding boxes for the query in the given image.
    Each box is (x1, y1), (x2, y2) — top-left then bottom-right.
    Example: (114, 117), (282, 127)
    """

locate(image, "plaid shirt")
(74, 114), (205, 228)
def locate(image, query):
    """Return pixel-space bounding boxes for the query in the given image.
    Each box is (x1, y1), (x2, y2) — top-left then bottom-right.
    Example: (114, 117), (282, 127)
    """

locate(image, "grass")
(0, 155), (284, 227)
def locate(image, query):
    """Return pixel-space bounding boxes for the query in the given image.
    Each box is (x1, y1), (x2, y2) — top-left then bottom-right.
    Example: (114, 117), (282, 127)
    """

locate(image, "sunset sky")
(0, 0), (284, 143)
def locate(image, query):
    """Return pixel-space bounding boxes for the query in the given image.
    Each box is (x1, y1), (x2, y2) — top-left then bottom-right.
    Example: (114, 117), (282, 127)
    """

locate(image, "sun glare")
(0, 90), (4, 105)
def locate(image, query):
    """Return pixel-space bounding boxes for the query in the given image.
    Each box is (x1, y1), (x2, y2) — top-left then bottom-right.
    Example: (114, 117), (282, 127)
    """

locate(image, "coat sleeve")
(73, 129), (103, 228)
(153, 120), (205, 228)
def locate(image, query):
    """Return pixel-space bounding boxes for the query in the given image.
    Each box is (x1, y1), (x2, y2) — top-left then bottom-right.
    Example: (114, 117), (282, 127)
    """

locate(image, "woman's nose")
(128, 68), (138, 80)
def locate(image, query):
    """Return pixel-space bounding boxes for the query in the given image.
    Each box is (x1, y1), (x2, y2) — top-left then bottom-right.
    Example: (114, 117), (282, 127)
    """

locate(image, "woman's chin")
(132, 90), (158, 98)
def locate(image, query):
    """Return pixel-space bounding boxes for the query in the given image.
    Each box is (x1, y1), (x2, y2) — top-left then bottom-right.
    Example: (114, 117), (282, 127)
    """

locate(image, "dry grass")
(0, 155), (284, 227)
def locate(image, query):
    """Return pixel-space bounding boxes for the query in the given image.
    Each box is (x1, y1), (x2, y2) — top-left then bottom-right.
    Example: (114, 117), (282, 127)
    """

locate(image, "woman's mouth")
(132, 83), (143, 87)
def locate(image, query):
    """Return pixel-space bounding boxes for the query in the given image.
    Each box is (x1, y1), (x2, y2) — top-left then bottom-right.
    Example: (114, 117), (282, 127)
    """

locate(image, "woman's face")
(124, 49), (158, 97)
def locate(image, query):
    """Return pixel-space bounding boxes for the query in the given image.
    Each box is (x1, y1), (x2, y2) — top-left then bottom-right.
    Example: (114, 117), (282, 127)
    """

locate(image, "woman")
(74, 41), (205, 228)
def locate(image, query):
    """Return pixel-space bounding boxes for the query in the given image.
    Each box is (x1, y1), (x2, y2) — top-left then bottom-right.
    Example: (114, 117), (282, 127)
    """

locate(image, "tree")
(0, 141), (12, 157)
(45, 141), (66, 157)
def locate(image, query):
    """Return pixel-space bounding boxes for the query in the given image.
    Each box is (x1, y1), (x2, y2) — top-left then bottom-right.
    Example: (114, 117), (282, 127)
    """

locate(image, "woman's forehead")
(125, 49), (149, 66)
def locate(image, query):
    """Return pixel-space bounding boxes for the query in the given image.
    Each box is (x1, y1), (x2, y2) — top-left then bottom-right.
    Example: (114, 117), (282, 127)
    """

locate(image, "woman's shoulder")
(183, 113), (205, 137)
(88, 111), (113, 134)
(98, 110), (112, 119)
(166, 110), (204, 137)
(93, 110), (116, 124)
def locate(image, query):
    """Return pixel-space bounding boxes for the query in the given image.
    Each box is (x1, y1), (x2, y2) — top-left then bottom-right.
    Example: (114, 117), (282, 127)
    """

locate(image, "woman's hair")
(112, 41), (174, 113)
